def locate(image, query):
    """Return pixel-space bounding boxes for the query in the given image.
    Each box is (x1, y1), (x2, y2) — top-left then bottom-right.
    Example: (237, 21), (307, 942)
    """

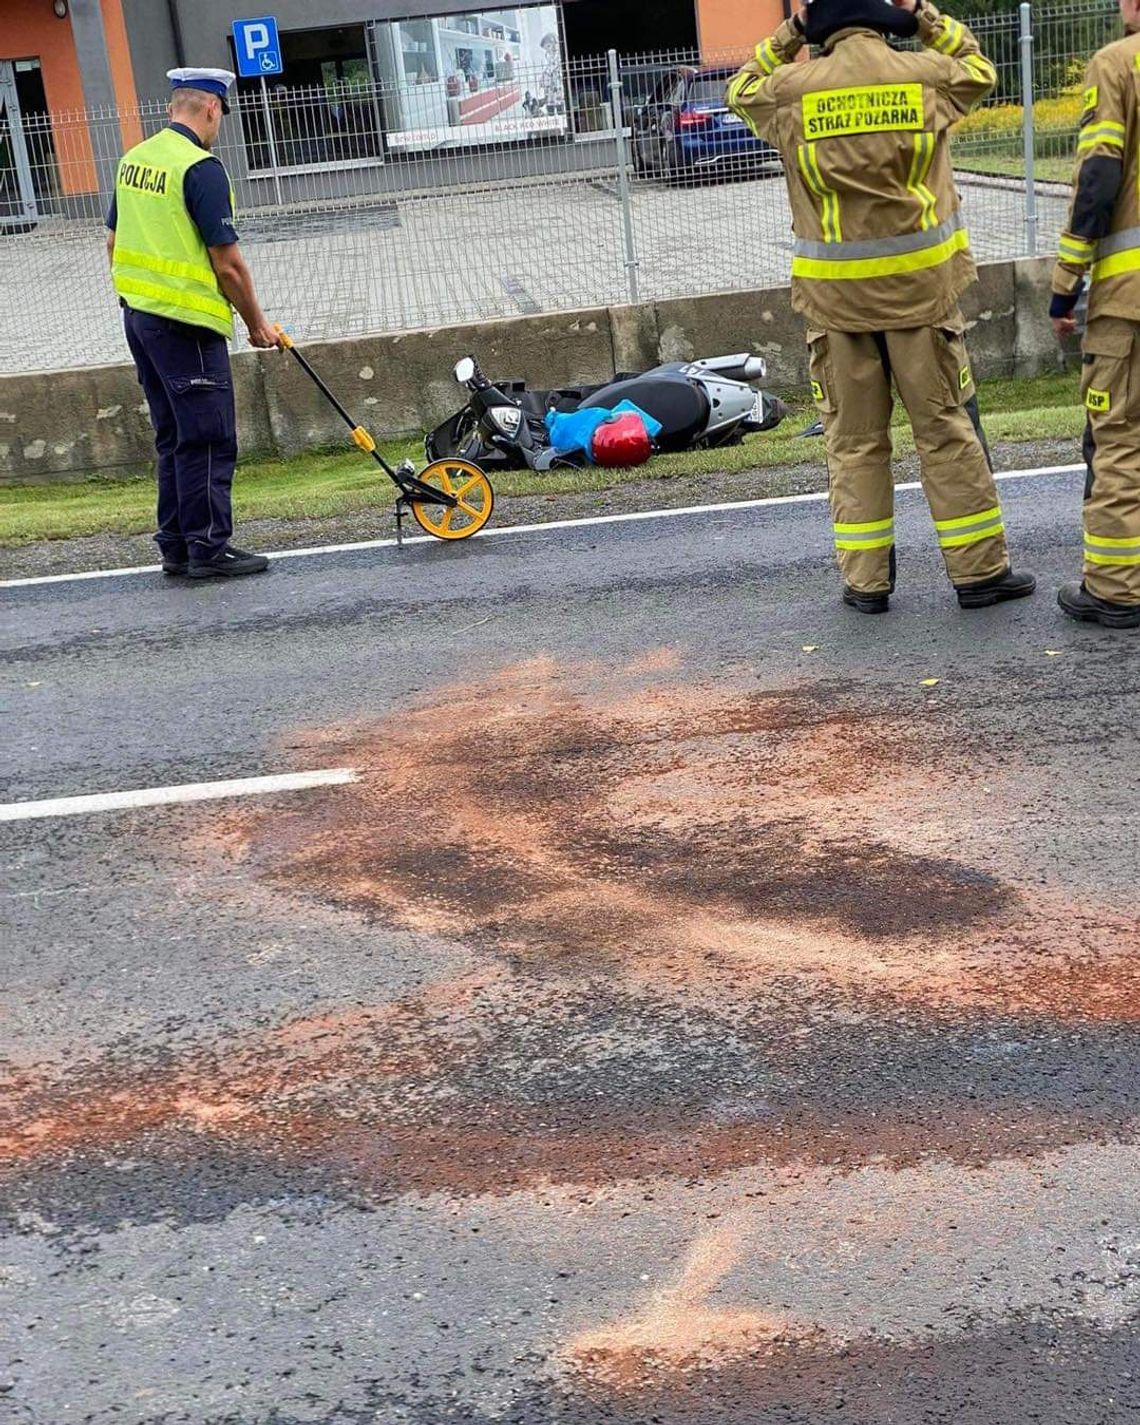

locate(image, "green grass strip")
(0, 372), (1083, 546)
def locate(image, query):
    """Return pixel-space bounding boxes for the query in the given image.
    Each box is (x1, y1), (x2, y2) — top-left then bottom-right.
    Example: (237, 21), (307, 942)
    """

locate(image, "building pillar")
(68, 0), (123, 194)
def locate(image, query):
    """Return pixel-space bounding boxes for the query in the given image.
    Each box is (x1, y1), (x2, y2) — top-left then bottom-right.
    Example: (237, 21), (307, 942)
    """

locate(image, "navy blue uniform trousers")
(124, 307), (237, 561)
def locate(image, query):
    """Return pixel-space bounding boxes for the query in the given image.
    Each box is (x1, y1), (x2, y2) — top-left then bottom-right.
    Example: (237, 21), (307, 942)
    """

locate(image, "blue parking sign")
(233, 16), (284, 79)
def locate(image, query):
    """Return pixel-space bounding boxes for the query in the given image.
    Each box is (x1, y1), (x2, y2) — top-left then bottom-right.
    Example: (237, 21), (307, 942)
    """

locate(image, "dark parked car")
(631, 65), (782, 181)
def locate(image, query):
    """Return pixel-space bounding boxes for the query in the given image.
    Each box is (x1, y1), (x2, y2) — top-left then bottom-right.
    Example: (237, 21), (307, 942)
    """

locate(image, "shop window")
(232, 24), (383, 171)
(372, 5), (568, 155)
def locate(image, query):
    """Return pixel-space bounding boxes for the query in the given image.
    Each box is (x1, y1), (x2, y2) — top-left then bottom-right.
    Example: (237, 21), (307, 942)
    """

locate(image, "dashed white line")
(0, 769), (358, 824)
(0, 463), (1084, 590)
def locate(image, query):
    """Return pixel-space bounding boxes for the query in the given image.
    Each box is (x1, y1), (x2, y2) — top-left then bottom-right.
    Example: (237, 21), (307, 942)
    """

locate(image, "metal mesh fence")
(947, 0), (1121, 257)
(0, 0), (1121, 377)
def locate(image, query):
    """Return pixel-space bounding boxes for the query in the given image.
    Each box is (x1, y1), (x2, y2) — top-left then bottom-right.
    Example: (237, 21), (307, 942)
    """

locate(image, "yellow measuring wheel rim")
(411, 459), (495, 541)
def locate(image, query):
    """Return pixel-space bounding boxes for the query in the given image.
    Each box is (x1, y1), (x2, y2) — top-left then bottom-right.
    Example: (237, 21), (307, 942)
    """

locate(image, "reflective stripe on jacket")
(727, 3), (996, 332)
(112, 128), (234, 339)
(1052, 31), (1140, 322)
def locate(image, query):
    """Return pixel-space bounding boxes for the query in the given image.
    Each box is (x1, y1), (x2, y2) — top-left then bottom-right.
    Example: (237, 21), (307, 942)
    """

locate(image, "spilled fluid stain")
(559, 1141), (1140, 1399)
(230, 654), (1137, 1016)
(568, 1217), (817, 1386)
(3, 655), (1139, 1201)
(242, 658), (1010, 957)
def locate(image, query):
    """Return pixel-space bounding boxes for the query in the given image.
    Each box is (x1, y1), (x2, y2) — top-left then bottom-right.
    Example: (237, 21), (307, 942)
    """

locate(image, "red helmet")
(592, 412), (652, 468)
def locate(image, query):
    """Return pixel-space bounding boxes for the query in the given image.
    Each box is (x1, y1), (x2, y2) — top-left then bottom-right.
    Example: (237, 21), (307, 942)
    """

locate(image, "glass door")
(0, 59), (39, 230)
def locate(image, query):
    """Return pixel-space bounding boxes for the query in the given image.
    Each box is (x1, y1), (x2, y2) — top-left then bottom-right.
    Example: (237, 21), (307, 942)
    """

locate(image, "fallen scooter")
(428, 352), (789, 472)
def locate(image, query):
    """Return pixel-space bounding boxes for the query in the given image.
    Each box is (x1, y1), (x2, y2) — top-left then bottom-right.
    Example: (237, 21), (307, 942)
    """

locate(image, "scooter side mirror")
(454, 357), (477, 384)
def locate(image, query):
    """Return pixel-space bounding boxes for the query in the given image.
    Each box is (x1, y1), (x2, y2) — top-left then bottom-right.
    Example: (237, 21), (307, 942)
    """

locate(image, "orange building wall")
(696, 0), (787, 58)
(0, 0), (139, 195)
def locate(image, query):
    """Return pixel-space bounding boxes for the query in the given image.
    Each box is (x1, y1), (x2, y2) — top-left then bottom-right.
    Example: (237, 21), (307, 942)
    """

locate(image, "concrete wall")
(0, 257), (1061, 487)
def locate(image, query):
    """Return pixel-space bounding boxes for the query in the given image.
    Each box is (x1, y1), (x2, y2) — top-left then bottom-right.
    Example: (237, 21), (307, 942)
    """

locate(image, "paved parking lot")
(0, 173), (1067, 375)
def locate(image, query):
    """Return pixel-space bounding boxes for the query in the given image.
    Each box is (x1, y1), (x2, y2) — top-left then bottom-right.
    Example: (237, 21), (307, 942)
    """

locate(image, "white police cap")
(167, 68), (237, 114)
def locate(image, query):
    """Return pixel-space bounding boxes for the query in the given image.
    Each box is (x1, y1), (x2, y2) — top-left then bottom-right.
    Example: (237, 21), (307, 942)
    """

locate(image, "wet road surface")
(3, 471), (1139, 1423)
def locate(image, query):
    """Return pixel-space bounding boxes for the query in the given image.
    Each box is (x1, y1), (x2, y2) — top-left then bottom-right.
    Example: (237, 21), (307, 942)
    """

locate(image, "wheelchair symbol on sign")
(260, 51), (280, 72)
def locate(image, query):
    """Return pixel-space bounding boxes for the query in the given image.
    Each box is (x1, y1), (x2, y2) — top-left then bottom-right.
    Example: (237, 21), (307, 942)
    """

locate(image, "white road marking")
(0, 769), (358, 824)
(1, 463), (1084, 590)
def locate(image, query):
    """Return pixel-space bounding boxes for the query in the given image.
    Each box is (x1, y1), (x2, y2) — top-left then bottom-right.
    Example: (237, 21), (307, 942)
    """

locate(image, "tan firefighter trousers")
(806, 313), (1009, 594)
(1080, 315), (1140, 605)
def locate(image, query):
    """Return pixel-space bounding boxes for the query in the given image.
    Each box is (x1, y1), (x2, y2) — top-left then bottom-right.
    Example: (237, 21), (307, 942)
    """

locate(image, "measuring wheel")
(410, 459), (495, 541)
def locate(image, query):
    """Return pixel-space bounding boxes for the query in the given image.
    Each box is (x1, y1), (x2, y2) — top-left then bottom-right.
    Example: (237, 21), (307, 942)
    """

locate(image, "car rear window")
(688, 78), (730, 105)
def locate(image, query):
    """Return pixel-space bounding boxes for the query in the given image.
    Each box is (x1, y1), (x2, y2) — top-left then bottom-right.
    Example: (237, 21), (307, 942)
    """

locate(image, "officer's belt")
(793, 211), (966, 264)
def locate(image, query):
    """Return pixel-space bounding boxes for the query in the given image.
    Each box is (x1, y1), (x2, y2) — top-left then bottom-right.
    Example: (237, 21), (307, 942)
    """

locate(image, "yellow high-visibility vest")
(112, 127), (234, 339)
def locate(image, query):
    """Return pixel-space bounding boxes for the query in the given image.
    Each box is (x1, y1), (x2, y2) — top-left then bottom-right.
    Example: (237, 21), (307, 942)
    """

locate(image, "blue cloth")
(545, 406), (611, 458)
(106, 125), (238, 248)
(123, 307), (237, 561)
(608, 400), (663, 439)
(545, 400), (663, 462)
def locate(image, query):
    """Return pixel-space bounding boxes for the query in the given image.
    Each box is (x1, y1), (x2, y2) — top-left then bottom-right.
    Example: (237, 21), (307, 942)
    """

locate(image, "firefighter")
(1051, 0), (1140, 629)
(728, 0), (1036, 614)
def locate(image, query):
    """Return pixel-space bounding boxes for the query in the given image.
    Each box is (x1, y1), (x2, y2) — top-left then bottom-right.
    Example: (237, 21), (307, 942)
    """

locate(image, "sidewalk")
(0, 173), (1067, 377)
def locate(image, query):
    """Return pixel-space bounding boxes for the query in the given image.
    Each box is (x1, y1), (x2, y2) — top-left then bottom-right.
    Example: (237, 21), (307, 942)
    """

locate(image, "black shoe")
(956, 568), (1037, 609)
(187, 546), (270, 580)
(843, 585), (890, 615)
(161, 558), (188, 577)
(1058, 581), (1140, 629)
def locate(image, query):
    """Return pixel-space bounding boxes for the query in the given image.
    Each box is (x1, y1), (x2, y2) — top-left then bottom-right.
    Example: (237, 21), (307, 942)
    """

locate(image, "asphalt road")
(3, 470), (1140, 1425)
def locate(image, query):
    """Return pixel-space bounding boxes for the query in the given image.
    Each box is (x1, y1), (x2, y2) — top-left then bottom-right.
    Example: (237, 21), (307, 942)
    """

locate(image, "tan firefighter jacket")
(1052, 29), (1140, 322)
(727, 4), (997, 332)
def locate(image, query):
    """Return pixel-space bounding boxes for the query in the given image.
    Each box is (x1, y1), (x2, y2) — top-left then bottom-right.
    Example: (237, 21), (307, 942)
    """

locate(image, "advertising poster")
(374, 6), (568, 153)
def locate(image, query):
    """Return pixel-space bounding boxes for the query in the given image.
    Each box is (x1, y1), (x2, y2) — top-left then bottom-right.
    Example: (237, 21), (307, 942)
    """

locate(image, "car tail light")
(679, 110), (713, 128)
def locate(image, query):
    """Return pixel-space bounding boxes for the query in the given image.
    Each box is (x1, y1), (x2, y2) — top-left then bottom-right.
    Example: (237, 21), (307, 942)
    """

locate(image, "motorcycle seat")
(520, 388), (595, 417)
(582, 377), (710, 445)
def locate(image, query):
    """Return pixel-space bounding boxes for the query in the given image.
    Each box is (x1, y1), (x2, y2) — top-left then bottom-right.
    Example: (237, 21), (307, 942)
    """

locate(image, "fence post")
(607, 48), (641, 306)
(259, 75), (285, 209)
(1020, 1), (1038, 256)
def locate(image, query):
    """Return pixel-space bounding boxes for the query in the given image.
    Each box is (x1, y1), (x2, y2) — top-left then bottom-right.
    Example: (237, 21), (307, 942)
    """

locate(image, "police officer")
(728, 0), (1036, 614)
(1051, 0), (1140, 629)
(106, 68), (278, 579)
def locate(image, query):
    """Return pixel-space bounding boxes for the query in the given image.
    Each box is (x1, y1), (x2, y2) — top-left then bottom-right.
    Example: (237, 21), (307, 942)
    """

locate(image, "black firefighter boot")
(1058, 581), (1140, 629)
(843, 586), (890, 614)
(956, 568), (1037, 609)
(843, 546), (894, 615)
